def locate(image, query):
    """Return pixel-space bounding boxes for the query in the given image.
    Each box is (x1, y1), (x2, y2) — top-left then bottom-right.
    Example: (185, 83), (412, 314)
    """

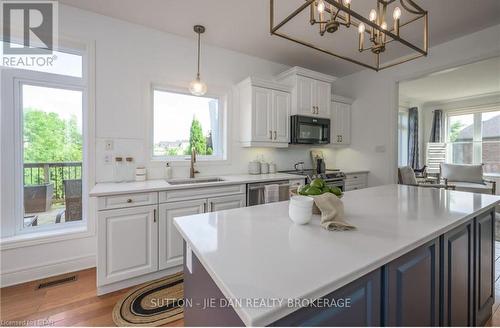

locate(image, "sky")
(153, 90), (216, 144)
(22, 84), (83, 131)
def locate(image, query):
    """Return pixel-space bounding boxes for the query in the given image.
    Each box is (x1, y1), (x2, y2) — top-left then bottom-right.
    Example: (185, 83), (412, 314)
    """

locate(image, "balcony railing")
(24, 162), (82, 203)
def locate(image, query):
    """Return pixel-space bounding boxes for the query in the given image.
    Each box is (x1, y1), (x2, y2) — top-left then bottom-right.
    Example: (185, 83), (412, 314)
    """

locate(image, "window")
(398, 110), (409, 166)
(153, 88), (224, 160)
(1, 42), (88, 237)
(446, 109), (500, 174)
(1, 41), (83, 78)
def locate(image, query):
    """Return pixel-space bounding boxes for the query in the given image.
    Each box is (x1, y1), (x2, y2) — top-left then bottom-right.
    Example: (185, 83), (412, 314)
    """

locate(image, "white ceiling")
(59, 0), (500, 77)
(399, 56), (500, 105)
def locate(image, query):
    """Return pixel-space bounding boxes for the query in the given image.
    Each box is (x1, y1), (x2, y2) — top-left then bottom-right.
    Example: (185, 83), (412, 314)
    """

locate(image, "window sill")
(0, 225), (93, 250)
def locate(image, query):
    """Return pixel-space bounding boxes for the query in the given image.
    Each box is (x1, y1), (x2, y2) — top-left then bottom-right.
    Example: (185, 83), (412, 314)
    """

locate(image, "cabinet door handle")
(210, 202), (214, 212)
(340, 135), (343, 142)
(153, 208), (156, 223)
(269, 130), (273, 140)
(203, 202), (207, 212)
(127, 198), (133, 203)
(274, 131), (277, 140)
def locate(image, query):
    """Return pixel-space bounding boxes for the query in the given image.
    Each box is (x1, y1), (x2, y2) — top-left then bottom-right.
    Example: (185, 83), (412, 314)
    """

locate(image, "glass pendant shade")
(190, 25), (208, 96)
(189, 77), (207, 96)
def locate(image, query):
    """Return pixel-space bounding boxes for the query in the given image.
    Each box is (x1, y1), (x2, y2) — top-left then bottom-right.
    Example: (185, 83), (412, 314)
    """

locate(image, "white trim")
(422, 91), (500, 108)
(97, 266), (181, 295)
(149, 83), (229, 163)
(0, 36), (96, 244)
(332, 94), (354, 105)
(275, 66), (337, 83)
(0, 254), (95, 288)
(0, 226), (92, 250)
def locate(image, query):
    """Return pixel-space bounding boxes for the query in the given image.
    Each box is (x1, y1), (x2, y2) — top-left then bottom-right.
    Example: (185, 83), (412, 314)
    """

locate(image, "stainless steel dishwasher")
(246, 180), (290, 206)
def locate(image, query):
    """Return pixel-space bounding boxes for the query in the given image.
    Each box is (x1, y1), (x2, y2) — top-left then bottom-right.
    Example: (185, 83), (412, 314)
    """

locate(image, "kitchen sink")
(166, 177), (225, 185)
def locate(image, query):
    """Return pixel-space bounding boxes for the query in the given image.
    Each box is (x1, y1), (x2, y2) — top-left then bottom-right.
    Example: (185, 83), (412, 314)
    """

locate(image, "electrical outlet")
(104, 140), (114, 151)
(104, 154), (113, 164)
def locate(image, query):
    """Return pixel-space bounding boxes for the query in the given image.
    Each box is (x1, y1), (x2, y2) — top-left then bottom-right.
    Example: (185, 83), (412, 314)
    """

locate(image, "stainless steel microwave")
(290, 115), (330, 144)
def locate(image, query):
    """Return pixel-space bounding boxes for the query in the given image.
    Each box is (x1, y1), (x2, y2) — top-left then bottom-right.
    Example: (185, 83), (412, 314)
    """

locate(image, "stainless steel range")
(280, 169), (346, 191)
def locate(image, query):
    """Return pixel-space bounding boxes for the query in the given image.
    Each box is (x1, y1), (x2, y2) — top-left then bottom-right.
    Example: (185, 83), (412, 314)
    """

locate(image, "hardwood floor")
(2, 243), (500, 327)
(0, 268), (183, 327)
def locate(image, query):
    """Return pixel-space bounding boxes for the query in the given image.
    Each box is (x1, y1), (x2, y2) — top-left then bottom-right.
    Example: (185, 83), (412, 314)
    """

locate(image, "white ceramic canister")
(260, 162), (269, 174)
(248, 161), (261, 175)
(269, 162), (277, 173)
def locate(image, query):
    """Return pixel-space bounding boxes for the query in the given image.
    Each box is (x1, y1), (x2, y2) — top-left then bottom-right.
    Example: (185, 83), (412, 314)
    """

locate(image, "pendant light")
(189, 25), (207, 96)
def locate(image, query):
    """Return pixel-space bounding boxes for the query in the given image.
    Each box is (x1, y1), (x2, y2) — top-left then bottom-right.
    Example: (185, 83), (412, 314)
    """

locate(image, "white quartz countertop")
(174, 185), (500, 326)
(89, 173), (305, 197)
(343, 169), (369, 174)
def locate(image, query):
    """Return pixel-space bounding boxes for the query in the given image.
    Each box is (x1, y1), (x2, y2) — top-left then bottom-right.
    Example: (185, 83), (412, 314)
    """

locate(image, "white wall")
(333, 24), (500, 187)
(1, 5), (337, 287)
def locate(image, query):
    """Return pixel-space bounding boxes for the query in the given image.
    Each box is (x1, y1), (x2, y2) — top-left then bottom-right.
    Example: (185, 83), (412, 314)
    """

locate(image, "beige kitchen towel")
(314, 193), (356, 231)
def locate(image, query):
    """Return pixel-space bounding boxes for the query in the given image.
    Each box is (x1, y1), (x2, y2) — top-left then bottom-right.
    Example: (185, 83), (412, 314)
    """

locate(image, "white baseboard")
(97, 266), (182, 295)
(0, 254), (96, 287)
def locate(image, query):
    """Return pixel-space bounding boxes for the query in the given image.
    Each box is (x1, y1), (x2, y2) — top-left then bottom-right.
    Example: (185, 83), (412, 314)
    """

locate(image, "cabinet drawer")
(160, 184), (245, 203)
(98, 192), (158, 211)
(345, 173), (367, 182)
(345, 184), (365, 192)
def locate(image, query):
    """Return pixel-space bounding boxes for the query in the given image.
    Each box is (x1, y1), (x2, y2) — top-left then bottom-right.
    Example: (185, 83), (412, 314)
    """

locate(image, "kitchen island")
(174, 184), (500, 326)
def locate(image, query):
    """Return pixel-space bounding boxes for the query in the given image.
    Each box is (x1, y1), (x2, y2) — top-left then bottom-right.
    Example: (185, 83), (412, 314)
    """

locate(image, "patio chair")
(24, 183), (54, 213)
(56, 179), (82, 223)
(398, 166), (454, 190)
(440, 163), (496, 194)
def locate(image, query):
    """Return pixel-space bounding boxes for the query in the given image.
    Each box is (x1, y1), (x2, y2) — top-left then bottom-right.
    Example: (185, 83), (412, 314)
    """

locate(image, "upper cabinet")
(331, 95), (353, 145)
(238, 77), (292, 148)
(276, 66), (336, 119)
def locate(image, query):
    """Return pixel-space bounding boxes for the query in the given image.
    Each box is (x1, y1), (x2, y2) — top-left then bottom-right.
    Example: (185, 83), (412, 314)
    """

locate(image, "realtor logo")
(1, 0), (58, 55)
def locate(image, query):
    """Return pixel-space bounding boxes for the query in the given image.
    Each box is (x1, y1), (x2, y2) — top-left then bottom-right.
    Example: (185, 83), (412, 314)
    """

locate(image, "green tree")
(186, 116), (207, 155)
(449, 121), (464, 142)
(23, 108), (82, 163)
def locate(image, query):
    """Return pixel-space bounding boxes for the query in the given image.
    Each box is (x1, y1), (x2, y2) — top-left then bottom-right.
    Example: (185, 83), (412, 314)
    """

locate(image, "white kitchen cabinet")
(97, 205), (158, 285)
(253, 87), (273, 142)
(208, 194), (246, 212)
(272, 90), (291, 143)
(238, 77), (292, 147)
(158, 199), (206, 270)
(159, 194), (245, 270)
(276, 66), (336, 119)
(344, 172), (368, 191)
(331, 96), (353, 145)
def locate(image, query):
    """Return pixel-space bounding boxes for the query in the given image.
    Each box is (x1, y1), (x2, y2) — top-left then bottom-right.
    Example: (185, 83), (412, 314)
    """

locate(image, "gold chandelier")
(270, 0), (428, 71)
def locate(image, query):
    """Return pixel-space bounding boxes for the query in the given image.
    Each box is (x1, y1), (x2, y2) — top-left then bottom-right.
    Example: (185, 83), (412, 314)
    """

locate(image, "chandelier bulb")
(369, 9), (377, 22)
(381, 22), (387, 30)
(393, 7), (401, 20)
(358, 23), (365, 34)
(344, 0), (351, 5)
(317, 0), (325, 13)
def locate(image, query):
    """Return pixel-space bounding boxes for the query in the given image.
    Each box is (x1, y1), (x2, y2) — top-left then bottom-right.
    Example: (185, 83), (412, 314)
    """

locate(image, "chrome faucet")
(190, 147), (200, 178)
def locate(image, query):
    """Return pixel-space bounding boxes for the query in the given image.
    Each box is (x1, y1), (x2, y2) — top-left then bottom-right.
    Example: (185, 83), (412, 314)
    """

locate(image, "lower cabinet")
(97, 205), (158, 285)
(474, 211), (495, 326)
(383, 238), (440, 326)
(441, 219), (474, 326)
(97, 190), (246, 289)
(273, 269), (381, 326)
(158, 199), (206, 270)
(208, 194), (246, 212)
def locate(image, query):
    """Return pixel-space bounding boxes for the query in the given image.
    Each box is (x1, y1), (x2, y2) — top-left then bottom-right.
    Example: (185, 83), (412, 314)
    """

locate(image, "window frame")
(149, 84), (227, 162)
(0, 38), (95, 243)
(445, 105), (500, 168)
